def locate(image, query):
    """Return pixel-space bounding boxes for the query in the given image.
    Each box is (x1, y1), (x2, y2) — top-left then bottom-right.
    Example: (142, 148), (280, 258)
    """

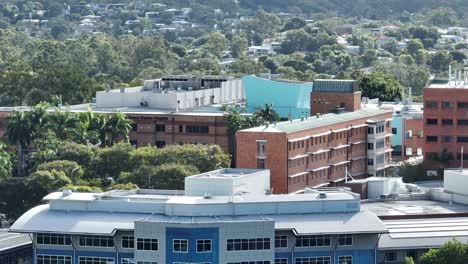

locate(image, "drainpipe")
(333, 235), (338, 264)
(28, 234), (36, 264)
(114, 237), (119, 264)
(375, 233), (381, 264)
(71, 235), (77, 264)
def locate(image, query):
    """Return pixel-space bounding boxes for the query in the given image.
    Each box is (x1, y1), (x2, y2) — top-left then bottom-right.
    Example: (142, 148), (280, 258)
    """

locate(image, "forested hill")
(238, 0), (468, 16)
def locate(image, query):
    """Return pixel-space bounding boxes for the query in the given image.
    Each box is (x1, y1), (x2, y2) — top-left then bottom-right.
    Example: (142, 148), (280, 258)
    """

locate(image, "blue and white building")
(11, 168), (387, 264)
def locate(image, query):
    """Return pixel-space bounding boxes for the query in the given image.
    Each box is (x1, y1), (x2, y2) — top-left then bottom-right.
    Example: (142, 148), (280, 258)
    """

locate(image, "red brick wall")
(423, 88), (468, 170)
(235, 132), (289, 194)
(128, 114), (230, 153)
(236, 112), (392, 193)
(405, 118), (424, 157)
(310, 92), (362, 115)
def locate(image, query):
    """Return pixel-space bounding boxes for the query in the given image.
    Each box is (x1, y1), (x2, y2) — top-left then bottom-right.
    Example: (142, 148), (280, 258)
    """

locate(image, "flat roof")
(363, 200), (468, 218)
(0, 229), (31, 252)
(427, 80), (468, 89)
(379, 217), (468, 249)
(240, 109), (391, 133)
(0, 104), (228, 117)
(10, 205), (384, 236)
(187, 168), (266, 179)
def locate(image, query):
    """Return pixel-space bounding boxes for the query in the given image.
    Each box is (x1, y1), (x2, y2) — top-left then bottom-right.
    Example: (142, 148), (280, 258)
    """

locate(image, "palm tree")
(48, 109), (79, 140)
(5, 111), (32, 176)
(254, 103), (280, 123)
(105, 112), (133, 146)
(74, 110), (101, 145)
(28, 103), (50, 140)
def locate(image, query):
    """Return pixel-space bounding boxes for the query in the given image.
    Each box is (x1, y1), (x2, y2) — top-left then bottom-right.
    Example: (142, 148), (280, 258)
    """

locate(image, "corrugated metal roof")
(0, 229), (31, 252)
(379, 217), (468, 249)
(10, 204), (386, 236)
(313, 79), (358, 93)
(241, 109), (391, 133)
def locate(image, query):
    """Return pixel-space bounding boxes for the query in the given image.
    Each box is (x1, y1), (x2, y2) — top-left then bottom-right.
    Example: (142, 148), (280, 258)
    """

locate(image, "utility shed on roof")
(184, 168), (270, 196)
(313, 79), (359, 93)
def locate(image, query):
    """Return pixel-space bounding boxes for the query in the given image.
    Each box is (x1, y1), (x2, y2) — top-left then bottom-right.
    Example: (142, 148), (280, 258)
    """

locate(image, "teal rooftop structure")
(242, 75), (313, 119)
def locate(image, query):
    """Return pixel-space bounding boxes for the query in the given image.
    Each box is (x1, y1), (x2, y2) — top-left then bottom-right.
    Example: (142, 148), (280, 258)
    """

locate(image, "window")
(196, 239), (211, 253)
(417, 148), (422, 156)
(458, 120), (468, 126)
(173, 239), (188, 253)
(179, 125), (183, 132)
(338, 235), (352, 246)
(426, 101), (438, 108)
(406, 148), (413, 156)
(367, 127), (374, 134)
(442, 119), (453, 125)
(442, 101), (453, 108)
(442, 136), (453, 143)
(137, 238), (158, 251)
(376, 124), (385, 134)
(37, 234), (71, 246)
(426, 136), (438, 143)
(295, 235), (331, 247)
(338, 256), (352, 264)
(37, 255), (72, 264)
(186, 126), (209, 133)
(376, 140), (384, 149)
(258, 159), (265, 169)
(155, 124), (166, 132)
(155, 141), (166, 148)
(78, 257), (115, 264)
(122, 259), (135, 264)
(458, 102), (468, 108)
(376, 154), (385, 165)
(426, 119), (438, 125)
(122, 236), (134, 249)
(367, 143), (373, 150)
(384, 252), (397, 262)
(227, 260), (270, 264)
(79, 236), (114, 248)
(367, 159), (374, 166)
(392, 128), (397, 135)
(275, 235), (287, 248)
(295, 257), (331, 264)
(459, 137), (468, 143)
(258, 142), (266, 155)
(275, 259), (288, 264)
(226, 238), (270, 251)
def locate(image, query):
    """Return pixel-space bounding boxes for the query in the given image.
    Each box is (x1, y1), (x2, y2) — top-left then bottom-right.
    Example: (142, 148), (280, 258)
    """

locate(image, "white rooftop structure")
(96, 75), (244, 110)
(184, 168), (270, 196)
(10, 168), (386, 236)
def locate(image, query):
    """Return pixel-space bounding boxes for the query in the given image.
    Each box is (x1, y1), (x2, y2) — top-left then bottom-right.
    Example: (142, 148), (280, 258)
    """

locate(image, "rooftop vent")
(265, 189), (272, 195)
(318, 192), (327, 199)
(203, 193), (212, 199)
(62, 189), (72, 197)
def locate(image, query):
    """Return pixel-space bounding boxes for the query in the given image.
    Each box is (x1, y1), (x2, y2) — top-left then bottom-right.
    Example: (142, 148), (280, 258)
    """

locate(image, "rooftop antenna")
(461, 146), (464, 171)
(449, 64), (452, 81)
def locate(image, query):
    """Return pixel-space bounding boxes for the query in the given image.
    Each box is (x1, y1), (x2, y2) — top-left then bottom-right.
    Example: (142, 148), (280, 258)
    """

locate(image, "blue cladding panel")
(391, 116), (403, 146)
(35, 249), (129, 264)
(243, 75), (313, 119)
(277, 249), (375, 264)
(166, 227), (219, 264)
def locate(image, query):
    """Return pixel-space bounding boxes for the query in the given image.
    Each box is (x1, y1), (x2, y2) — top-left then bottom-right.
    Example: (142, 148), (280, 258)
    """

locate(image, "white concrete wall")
(444, 170), (468, 196)
(184, 170), (270, 196)
(95, 78), (245, 110)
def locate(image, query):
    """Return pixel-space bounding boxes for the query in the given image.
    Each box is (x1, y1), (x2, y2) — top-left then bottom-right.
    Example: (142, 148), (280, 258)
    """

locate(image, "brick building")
(423, 79), (468, 173)
(311, 79), (362, 116)
(236, 109), (393, 194)
(0, 75), (244, 155)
